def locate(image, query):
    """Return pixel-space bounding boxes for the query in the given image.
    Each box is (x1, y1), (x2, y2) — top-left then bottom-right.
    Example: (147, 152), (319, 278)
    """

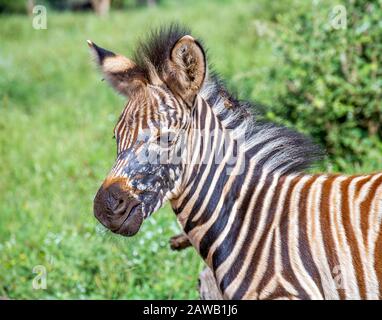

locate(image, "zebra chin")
(112, 205), (144, 237)
(95, 200), (144, 237)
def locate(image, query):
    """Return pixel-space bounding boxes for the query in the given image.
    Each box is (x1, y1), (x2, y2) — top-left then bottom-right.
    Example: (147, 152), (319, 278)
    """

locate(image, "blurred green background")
(0, 0), (381, 299)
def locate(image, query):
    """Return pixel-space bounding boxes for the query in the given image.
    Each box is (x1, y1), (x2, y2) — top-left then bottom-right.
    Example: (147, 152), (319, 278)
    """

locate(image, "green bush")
(0, 0), (27, 13)
(268, 0), (382, 171)
(0, 0), (84, 13)
(45, 0), (89, 10)
(0, 0), (161, 14)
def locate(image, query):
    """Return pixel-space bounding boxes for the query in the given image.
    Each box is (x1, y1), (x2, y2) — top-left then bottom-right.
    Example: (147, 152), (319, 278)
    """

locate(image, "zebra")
(90, 25), (382, 300)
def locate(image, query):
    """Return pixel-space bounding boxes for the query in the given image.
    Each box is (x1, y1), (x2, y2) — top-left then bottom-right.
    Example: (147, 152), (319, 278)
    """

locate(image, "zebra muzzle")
(93, 183), (143, 237)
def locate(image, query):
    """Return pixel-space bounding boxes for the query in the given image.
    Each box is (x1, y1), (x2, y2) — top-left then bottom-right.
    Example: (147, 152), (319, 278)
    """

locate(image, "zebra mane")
(200, 78), (323, 173)
(133, 24), (323, 174)
(133, 23), (192, 78)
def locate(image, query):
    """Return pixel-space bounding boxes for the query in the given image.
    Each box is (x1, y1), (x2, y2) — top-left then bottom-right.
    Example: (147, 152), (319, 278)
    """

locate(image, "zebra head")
(90, 28), (206, 236)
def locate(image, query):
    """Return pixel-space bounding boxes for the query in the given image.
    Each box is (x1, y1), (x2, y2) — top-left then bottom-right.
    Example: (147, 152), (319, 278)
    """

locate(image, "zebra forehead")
(115, 87), (182, 130)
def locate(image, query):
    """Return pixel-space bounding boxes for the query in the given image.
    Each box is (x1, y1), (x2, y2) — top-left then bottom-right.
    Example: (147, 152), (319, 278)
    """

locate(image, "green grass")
(0, 0), (376, 299)
(0, 0), (266, 300)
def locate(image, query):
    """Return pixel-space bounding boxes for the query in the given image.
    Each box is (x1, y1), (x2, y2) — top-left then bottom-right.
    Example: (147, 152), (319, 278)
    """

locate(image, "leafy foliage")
(0, 0), (160, 13)
(0, 0), (27, 13)
(268, 0), (382, 171)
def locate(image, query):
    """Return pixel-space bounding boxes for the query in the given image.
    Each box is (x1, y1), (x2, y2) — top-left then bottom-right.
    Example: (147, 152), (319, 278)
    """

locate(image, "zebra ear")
(87, 40), (147, 97)
(167, 35), (206, 106)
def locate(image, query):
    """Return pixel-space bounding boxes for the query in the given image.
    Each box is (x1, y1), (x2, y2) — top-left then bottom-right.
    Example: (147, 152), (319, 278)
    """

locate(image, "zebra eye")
(157, 131), (176, 147)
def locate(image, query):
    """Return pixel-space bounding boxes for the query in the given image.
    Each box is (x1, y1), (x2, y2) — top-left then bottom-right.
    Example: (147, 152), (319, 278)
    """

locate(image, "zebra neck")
(170, 79), (325, 298)
(171, 87), (319, 275)
(170, 94), (269, 269)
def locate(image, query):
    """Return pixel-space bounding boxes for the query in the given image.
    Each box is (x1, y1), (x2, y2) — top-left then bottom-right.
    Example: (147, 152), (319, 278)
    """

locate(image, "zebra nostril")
(112, 197), (128, 215)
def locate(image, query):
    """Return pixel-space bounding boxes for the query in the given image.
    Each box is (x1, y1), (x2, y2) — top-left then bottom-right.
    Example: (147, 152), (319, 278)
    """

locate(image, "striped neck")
(170, 77), (321, 298)
(171, 93), (246, 263)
